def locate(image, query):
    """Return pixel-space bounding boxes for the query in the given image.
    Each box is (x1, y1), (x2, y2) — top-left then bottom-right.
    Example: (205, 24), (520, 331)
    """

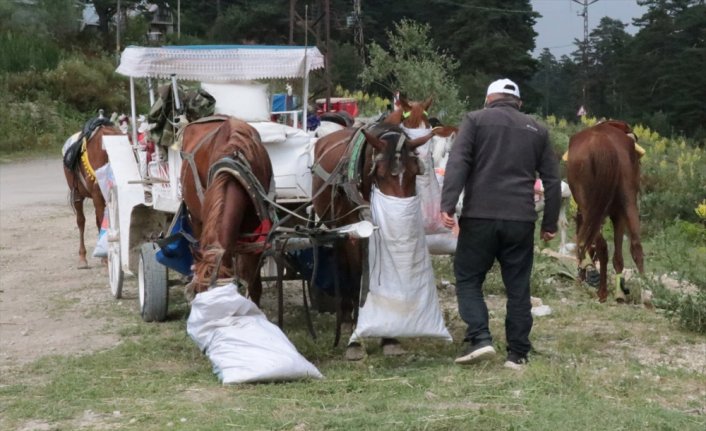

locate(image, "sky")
(530, 0), (648, 58)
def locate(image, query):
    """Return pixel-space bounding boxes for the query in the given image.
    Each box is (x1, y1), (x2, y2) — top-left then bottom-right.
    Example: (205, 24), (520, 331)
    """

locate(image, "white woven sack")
(350, 187), (452, 343)
(187, 283), (323, 384)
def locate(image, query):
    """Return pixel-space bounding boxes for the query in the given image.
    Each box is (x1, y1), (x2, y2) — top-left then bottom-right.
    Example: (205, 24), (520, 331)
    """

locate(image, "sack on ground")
(187, 283), (323, 384)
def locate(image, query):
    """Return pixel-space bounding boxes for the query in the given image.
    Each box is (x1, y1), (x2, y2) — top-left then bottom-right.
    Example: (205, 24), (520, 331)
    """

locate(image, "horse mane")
(384, 109), (403, 125)
(193, 173), (232, 287)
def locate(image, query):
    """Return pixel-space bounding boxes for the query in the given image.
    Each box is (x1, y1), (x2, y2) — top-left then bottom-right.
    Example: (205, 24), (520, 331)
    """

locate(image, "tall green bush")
(0, 32), (60, 73)
(47, 56), (130, 113)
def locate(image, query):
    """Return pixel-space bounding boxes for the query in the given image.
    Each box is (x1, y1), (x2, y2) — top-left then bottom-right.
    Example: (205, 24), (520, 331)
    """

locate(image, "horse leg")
(611, 215), (627, 303)
(558, 198), (569, 255)
(624, 203), (644, 274)
(236, 253), (263, 306)
(341, 240), (367, 361)
(73, 195), (89, 269)
(595, 233), (609, 303)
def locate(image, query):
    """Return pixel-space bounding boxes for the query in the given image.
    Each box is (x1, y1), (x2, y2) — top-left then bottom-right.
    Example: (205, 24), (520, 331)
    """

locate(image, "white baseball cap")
(486, 78), (520, 98)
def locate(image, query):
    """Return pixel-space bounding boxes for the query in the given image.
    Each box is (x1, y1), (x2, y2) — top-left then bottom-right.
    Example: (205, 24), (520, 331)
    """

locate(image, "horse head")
(362, 123), (426, 198)
(385, 94), (434, 130)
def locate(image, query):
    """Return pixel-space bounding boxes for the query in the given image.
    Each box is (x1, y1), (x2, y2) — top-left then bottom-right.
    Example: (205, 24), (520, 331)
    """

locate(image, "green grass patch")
(2, 277), (705, 431)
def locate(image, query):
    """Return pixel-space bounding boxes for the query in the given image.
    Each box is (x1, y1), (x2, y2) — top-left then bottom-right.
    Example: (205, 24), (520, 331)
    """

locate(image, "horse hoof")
(77, 262), (89, 270)
(382, 340), (406, 356)
(345, 343), (365, 361)
(586, 270), (600, 287)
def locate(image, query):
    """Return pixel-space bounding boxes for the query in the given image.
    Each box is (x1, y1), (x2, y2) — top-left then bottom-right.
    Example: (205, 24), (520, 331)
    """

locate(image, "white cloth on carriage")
(350, 187), (452, 343)
(187, 283), (323, 384)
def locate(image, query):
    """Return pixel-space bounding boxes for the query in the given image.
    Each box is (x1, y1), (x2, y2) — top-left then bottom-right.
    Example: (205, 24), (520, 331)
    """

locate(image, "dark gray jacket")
(440, 99), (561, 232)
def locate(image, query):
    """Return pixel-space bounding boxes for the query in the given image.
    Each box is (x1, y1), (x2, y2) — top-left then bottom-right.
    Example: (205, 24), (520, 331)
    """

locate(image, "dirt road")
(0, 158), (122, 372)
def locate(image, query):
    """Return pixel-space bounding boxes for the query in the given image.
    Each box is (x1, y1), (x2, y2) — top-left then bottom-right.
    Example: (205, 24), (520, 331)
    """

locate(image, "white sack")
(350, 188), (452, 343)
(187, 283), (323, 384)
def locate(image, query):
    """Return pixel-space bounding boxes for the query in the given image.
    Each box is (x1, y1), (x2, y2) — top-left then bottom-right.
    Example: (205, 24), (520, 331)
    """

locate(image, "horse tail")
(576, 139), (620, 252)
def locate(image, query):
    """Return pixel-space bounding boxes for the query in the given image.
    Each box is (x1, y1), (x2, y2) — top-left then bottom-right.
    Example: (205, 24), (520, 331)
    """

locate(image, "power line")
(431, 0), (535, 14)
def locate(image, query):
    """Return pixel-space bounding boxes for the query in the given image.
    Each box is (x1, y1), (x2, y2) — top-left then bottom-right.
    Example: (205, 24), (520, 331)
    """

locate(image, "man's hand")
(440, 212), (456, 229)
(540, 230), (556, 242)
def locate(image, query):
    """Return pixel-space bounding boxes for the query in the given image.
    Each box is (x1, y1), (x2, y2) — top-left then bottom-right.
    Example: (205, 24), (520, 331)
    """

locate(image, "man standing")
(440, 78), (560, 370)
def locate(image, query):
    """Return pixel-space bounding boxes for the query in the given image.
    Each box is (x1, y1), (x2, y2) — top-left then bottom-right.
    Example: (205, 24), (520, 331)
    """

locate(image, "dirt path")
(0, 158), (121, 372)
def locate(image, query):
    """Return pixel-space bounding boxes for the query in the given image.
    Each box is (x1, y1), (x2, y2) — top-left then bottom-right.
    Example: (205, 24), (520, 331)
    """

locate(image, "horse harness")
(179, 116), (277, 252)
(310, 125), (424, 219)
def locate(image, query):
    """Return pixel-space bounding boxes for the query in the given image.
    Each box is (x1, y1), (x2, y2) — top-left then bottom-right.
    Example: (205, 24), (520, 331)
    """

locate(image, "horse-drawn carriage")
(105, 44), (341, 322)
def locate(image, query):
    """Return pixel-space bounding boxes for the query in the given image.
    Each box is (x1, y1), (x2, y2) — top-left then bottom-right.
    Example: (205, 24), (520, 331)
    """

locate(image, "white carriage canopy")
(116, 45), (325, 81)
(116, 44), (325, 139)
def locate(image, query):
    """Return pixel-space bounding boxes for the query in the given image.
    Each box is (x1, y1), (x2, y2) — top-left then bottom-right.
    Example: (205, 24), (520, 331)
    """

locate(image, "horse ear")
(362, 130), (385, 152)
(422, 96), (434, 111)
(399, 95), (412, 112)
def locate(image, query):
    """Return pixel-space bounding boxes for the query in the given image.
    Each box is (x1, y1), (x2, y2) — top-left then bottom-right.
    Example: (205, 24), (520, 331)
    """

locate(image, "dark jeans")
(454, 218), (535, 356)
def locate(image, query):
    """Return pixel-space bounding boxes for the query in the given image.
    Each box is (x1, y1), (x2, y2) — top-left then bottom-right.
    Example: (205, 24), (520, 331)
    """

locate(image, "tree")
(210, 0), (290, 44)
(584, 17), (632, 118)
(360, 19), (465, 122)
(622, 0), (706, 138)
(431, 0), (539, 108)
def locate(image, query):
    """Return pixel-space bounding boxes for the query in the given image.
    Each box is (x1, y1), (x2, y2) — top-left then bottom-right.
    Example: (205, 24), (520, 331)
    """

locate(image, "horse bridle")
(370, 130), (425, 178)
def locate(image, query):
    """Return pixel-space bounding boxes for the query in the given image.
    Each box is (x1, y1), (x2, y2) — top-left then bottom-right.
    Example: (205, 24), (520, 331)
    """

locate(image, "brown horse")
(180, 116), (274, 305)
(63, 122), (122, 268)
(311, 107), (440, 358)
(567, 120), (644, 302)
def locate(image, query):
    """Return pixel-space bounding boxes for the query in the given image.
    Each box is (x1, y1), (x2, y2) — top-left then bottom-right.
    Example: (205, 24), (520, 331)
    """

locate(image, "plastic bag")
(92, 208), (110, 258)
(94, 163), (115, 202)
(416, 152), (450, 235)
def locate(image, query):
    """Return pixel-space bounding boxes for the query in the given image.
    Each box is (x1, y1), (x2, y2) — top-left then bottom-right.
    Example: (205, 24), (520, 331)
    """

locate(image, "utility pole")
(352, 0), (364, 59)
(177, 0), (181, 39)
(289, 1), (333, 109)
(116, 0), (121, 59)
(572, 0), (598, 115)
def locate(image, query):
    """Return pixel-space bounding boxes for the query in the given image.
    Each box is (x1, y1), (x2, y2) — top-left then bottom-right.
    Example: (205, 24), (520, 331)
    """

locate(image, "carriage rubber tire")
(108, 188), (124, 299)
(138, 242), (169, 322)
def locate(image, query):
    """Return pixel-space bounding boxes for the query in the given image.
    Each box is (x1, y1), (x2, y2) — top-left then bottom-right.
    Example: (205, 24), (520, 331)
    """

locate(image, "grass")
(1, 263), (704, 431)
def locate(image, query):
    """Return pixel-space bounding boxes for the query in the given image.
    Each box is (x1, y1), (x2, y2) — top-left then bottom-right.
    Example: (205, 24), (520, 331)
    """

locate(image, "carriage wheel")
(107, 188), (124, 298)
(138, 242), (169, 322)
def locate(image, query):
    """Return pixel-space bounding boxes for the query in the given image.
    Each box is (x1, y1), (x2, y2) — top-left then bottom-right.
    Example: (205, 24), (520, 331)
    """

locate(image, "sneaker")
(455, 343), (496, 365)
(504, 351), (528, 370)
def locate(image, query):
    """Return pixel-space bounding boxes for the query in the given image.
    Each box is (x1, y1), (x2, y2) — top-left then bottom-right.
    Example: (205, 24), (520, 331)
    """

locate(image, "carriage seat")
(249, 122), (314, 201)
